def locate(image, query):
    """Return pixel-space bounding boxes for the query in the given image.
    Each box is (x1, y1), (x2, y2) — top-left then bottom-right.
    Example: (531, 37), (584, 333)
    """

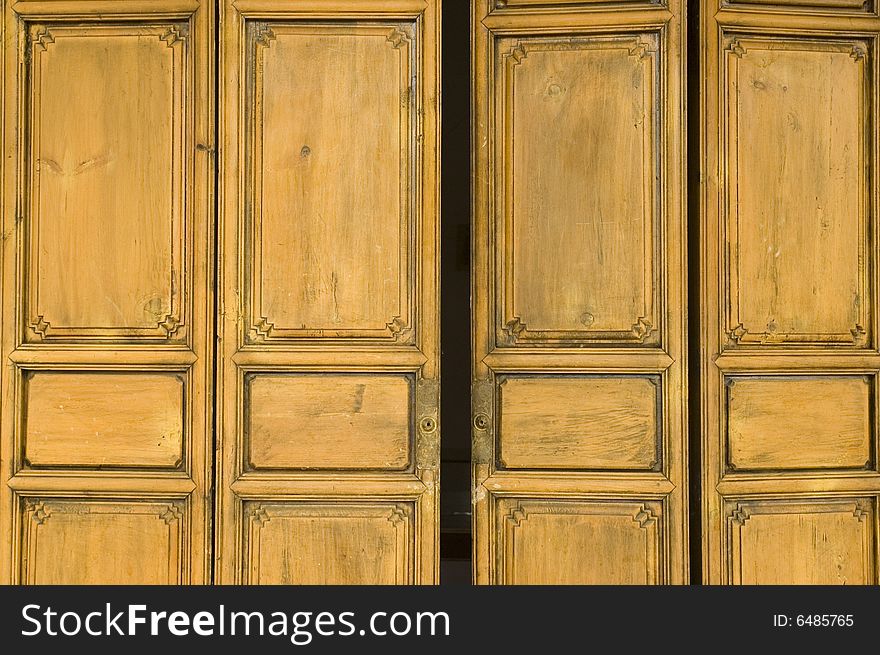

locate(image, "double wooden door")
(1, 0), (878, 585)
(0, 0), (440, 584)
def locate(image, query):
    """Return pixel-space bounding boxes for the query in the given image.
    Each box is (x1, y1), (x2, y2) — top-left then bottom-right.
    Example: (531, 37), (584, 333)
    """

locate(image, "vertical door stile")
(217, 0), (441, 584)
(702, 0), (880, 584)
(472, 0), (688, 584)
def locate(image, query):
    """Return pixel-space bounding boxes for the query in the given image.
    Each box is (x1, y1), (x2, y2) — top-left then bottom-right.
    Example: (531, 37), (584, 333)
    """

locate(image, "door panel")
(701, 0), (880, 583)
(0, 0), (214, 584)
(243, 501), (415, 585)
(472, 0), (687, 584)
(218, 0), (440, 584)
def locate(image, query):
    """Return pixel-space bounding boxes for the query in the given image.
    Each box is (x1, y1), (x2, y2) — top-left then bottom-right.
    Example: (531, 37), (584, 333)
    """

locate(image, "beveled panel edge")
(10, 365), (194, 477)
(719, 31), (875, 351)
(19, 369), (188, 473)
(721, 373), (876, 475)
(490, 494), (668, 584)
(494, 373), (664, 473)
(13, 494), (191, 584)
(720, 494), (878, 585)
(240, 498), (417, 585)
(232, 368), (427, 480)
(242, 20), (419, 346)
(20, 21), (194, 347)
(240, 371), (416, 474)
(492, 30), (664, 349)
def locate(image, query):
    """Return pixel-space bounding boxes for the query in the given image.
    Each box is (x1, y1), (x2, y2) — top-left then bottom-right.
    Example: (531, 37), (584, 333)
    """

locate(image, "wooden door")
(472, 0), (688, 584)
(0, 0), (215, 583)
(701, 0), (880, 583)
(216, 0), (441, 584)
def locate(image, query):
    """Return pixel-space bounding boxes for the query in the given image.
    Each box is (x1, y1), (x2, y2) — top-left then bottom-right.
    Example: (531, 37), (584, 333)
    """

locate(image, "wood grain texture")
(26, 24), (187, 343)
(495, 498), (662, 584)
(701, 0), (880, 585)
(726, 376), (872, 471)
(499, 34), (658, 345)
(24, 372), (185, 469)
(247, 23), (412, 341)
(726, 499), (876, 584)
(246, 374), (411, 470)
(498, 376), (660, 470)
(19, 498), (188, 584)
(244, 502), (413, 584)
(218, 0), (440, 584)
(1, 1), (214, 584)
(726, 37), (869, 346)
(473, 0), (687, 585)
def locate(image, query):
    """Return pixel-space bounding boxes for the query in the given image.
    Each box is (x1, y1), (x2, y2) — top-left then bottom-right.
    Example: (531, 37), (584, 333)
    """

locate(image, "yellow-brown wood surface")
(472, 0), (688, 584)
(0, 0), (215, 583)
(216, 0), (441, 584)
(701, 0), (880, 583)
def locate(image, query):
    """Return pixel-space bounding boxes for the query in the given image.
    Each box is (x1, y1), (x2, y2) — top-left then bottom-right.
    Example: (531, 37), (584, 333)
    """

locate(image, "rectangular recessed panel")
(26, 24), (186, 342)
(20, 498), (186, 584)
(726, 37), (870, 345)
(24, 372), (185, 469)
(499, 33), (659, 345)
(248, 23), (413, 341)
(728, 498), (876, 584)
(496, 499), (662, 584)
(246, 374), (411, 470)
(244, 502), (413, 584)
(727, 376), (872, 471)
(498, 376), (660, 470)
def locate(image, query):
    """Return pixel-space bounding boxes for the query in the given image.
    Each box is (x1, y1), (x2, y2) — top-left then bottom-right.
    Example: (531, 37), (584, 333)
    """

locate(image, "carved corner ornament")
(160, 23), (189, 47)
(158, 314), (182, 338)
(504, 42), (528, 68)
(386, 28), (411, 50)
(159, 505), (183, 525)
(627, 38), (656, 61)
(387, 506), (408, 527)
(386, 315), (413, 342)
(726, 322), (747, 344)
(850, 324), (867, 345)
(505, 504), (528, 529)
(850, 43), (868, 62)
(253, 23), (277, 49)
(631, 316), (655, 342)
(250, 505), (271, 526)
(248, 316), (275, 341)
(501, 316), (526, 344)
(633, 505), (658, 529)
(27, 501), (51, 525)
(853, 500), (871, 522)
(29, 315), (50, 340)
(729, 504), (751, 527)
(30, 27), (55, 53)
(727, 39), (746, 58)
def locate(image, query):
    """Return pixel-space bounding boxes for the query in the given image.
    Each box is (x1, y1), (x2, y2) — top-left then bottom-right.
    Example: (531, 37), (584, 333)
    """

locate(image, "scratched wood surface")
(0, 0), (215, 584)
(498, 376), (659, 470)
(472, 0), (688, 584)
(701, 0), (880, 584)
(246, 374), (412, 471)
